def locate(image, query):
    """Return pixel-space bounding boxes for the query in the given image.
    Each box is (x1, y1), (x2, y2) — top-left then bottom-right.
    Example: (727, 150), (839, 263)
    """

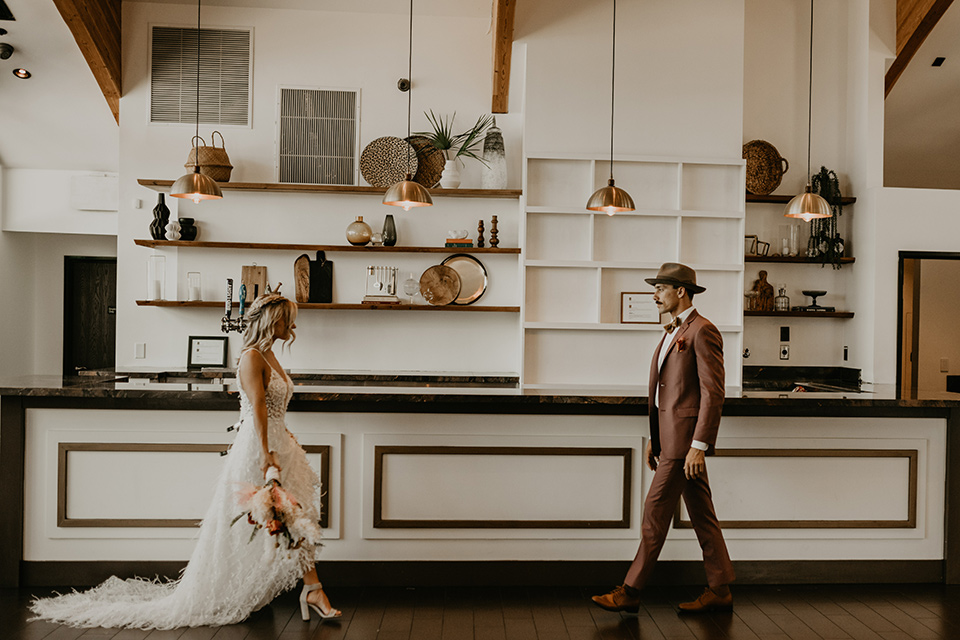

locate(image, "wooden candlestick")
(489, 215), (499, 247)
(477, 220), (485, 248)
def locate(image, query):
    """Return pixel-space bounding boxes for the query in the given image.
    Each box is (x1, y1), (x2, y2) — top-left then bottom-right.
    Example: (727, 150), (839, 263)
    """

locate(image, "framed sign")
(187, 336), (228, 368)
(620, 292), (660, 324)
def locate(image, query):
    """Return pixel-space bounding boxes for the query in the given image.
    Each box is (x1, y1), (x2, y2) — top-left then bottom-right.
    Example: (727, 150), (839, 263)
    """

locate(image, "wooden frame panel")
(373, 445), (632, 528)
(674, 449), (919, 529)
(57, 442), (331, 528)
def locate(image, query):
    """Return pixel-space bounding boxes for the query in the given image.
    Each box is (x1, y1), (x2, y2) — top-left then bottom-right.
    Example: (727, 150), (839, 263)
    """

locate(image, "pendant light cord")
(805, 0), (814, 184)
(195, 0), (201, 167)
(406, 0), (414, 175)
(609, 0), (616, 181)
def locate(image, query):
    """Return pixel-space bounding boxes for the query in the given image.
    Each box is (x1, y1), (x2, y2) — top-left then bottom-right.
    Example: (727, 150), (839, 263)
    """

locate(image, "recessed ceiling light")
(13, 68), (30, 79)
(0, 28), (7, 36)
(933, 57), (946, 67)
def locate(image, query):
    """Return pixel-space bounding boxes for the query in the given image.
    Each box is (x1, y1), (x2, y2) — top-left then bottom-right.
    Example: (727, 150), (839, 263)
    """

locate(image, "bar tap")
(221, 278), (247, 333)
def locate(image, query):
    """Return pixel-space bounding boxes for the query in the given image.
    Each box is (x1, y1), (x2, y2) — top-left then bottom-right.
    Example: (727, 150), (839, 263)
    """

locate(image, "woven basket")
(743, 140), (788, 195)
(184, 131), (233, 182)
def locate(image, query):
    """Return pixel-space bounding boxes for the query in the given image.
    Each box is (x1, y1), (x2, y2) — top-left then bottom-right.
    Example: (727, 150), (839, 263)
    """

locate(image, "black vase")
(149, 193), (169, 240)
(382, 214), (397, 247)
(179, 217), (198, 241)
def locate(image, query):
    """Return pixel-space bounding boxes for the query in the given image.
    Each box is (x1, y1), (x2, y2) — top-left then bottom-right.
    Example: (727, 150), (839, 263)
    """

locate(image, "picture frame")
(187, 336), (228, 369)
(620, 292), (661, 324)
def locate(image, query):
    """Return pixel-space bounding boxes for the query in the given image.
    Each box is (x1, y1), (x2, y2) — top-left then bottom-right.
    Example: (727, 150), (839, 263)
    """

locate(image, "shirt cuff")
(691, 440), (709, 451)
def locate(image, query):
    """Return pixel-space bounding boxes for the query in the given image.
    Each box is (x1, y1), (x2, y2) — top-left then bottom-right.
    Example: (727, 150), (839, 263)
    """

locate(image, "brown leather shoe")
(678, 587), (733, 613)
(591, 585), (640, 613)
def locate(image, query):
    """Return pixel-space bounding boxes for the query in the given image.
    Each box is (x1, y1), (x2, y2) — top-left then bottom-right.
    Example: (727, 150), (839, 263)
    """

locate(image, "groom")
(592, 263), (735, 613)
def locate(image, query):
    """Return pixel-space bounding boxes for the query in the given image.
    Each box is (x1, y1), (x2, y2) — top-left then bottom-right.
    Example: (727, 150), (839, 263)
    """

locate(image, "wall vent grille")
(150, 26), (251, 126)
(278, 87), (359, 185)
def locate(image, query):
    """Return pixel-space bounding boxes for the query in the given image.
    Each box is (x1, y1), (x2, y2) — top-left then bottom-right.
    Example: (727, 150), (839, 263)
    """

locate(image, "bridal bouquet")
(232, 466), (322, 550)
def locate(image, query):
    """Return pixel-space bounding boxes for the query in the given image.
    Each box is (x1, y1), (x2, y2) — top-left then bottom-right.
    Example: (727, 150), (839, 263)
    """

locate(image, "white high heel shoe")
(300, 582), (342, 622)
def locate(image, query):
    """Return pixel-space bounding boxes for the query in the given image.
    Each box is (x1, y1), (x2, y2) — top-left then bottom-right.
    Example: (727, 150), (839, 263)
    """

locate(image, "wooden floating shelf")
(746, 193), (857, 205)
(138, 179), (522, 199)
(136, 300), (519, 312)
(134, 239), (520, 254)
(745, 255), (855, 264)
(744, 310), (854, 318)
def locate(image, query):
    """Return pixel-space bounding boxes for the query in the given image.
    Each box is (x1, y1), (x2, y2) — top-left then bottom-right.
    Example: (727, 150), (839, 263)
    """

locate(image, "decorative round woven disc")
(405, 135), (445, 188)
(743, 140), (788, 195)
(360, 136), (419, 188)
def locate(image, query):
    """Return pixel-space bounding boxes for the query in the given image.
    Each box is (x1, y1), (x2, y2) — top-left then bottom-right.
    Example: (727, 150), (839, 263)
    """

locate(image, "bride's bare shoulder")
(238, 349), (269, 387)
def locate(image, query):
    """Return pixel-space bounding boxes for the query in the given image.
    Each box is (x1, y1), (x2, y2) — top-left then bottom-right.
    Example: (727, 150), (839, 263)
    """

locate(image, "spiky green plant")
(416, 111), (493, 165)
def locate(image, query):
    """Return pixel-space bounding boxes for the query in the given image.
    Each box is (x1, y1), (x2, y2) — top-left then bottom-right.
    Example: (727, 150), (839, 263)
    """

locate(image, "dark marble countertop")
(1, 375), (958, 411)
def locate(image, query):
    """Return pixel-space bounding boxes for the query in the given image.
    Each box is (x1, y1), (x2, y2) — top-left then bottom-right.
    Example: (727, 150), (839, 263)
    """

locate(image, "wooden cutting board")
(419, 265), (461, 305)
(241, 265), (267, 303)
(294, 255), (310, 303)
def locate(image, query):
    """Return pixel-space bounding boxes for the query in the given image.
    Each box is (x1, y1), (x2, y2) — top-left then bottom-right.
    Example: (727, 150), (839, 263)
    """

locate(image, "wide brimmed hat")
(644, 262), (706, 294)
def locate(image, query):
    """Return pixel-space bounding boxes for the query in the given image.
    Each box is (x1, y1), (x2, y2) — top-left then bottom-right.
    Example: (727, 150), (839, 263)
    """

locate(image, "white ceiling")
(0, 0), (954, 190)
(883, 0), (960, 190)
(0, 0), (119, 170)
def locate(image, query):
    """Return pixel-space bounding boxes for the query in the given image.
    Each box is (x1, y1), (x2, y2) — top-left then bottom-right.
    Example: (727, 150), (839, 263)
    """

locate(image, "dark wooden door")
(63, 257), (117, 376)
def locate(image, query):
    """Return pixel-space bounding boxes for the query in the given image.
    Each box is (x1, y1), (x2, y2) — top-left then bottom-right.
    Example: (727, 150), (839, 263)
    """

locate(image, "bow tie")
(664, 317), (683, 333)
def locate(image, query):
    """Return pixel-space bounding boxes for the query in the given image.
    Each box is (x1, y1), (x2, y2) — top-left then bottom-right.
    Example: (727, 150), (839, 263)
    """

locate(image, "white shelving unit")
(521, 154), (745, 390)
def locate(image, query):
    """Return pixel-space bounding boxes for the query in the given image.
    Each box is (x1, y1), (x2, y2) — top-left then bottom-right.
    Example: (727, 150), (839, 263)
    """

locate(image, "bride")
(31, 293), (340, 629)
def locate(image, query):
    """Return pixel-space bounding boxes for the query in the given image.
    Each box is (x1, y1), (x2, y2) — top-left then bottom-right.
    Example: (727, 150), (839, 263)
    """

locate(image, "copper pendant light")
(784, 0), (830, 222)
(170, 0), (222, 204)
(383, 0), (433, 211)
(586, 0), (634, 215)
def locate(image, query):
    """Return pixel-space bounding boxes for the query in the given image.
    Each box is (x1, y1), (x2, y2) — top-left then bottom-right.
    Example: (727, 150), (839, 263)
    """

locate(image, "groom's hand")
(684, 447), (705, 479)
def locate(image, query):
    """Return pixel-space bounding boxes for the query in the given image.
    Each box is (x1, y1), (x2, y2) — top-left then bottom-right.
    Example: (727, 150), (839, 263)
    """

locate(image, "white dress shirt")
(654, 306), (708, 452)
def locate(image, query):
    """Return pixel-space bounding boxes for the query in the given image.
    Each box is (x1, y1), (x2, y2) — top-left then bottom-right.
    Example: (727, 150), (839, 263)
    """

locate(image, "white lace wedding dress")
(30, 352), (322, 629)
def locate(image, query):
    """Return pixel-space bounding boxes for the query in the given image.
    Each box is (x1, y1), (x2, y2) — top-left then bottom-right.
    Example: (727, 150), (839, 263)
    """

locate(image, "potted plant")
(416, 111), (493, 188)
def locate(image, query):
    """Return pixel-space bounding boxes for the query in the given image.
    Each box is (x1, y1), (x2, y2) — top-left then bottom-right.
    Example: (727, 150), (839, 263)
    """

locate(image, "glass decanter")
(774, 286), (790, 312)
(402, 272), (420, 304)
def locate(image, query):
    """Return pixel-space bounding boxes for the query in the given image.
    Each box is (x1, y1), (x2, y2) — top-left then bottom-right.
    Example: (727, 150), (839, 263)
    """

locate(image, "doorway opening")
(897, 251), (960, 399)
(63, 256), (117, 377)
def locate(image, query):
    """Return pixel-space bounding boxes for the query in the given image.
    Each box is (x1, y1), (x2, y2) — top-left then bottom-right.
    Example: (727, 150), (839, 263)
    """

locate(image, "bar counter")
(3, 375), (958, 589)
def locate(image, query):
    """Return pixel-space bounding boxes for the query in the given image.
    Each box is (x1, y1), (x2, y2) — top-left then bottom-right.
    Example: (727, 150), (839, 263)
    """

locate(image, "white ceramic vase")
(439, 159), (461, 189)
(164, 219), (181, 241)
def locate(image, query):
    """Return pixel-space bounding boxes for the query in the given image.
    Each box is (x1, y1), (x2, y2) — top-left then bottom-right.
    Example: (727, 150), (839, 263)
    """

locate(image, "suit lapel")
(659, 309), (699, 369)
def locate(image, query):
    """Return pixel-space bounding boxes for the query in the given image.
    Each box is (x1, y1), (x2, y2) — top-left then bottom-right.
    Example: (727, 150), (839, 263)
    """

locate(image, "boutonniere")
(676, 338), (686, 352)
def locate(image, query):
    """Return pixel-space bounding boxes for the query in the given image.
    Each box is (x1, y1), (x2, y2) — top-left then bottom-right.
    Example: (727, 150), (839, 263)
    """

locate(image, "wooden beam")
(52, 0), (121, 124)
(491, 0), (517, 114)
(885, 0), (954, 97)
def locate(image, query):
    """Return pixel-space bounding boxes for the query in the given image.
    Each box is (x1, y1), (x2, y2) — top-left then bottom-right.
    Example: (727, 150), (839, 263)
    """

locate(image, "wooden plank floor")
(4, 584), (960, 640)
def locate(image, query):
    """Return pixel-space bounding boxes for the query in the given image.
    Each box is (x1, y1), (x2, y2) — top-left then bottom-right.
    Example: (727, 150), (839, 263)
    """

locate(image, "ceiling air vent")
(277, 87), (360, 185)
(150, 26), (251, 126)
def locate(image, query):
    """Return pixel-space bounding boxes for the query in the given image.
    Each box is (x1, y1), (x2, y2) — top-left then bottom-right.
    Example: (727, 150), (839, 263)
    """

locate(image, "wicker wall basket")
(743, 140), (788, 195)
(184, 131), (233, 182)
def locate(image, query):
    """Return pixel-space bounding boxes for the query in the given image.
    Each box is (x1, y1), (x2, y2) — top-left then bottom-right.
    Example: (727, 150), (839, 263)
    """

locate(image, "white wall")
(742, 0), (897, 374)
(865, 188), (960, 385)
(2, 169), (118, 236)
(116, 0), (749, 375)
(0, 230), (116, 377)
(519, 0), (743, 159)
(0, 234), (35, 377)
(118, 3), (524, 372)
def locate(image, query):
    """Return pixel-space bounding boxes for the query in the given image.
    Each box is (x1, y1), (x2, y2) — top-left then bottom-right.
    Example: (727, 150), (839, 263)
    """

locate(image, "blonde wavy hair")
(240, 293), (298, 354)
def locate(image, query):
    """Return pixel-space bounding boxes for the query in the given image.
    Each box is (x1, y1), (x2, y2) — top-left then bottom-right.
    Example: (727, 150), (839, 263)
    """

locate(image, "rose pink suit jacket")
(648, 309), (725, 459)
